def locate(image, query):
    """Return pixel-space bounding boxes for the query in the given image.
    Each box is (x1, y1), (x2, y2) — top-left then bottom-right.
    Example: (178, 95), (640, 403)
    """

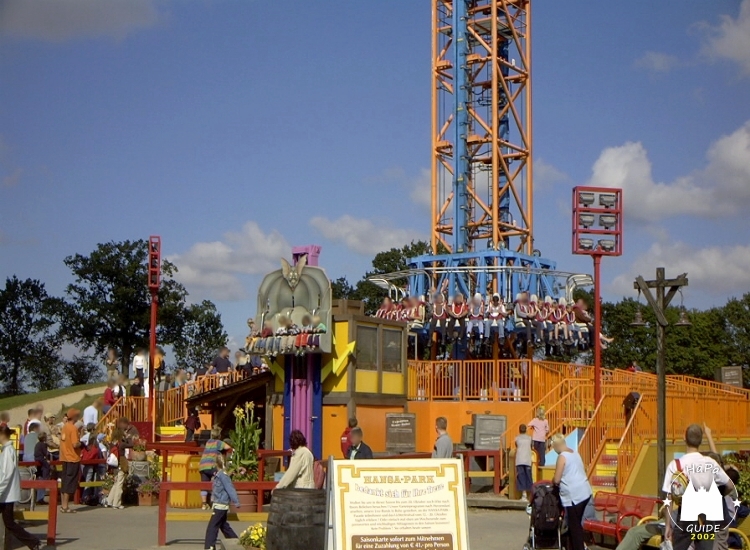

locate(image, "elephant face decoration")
(281, 255), (307, 292)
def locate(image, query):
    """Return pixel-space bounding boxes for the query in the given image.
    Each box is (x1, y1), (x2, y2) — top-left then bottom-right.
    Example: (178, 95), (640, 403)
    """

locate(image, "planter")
(131, 451), (147, 462)
(230, 490), (257, 513)
(138, 492), (159, 506)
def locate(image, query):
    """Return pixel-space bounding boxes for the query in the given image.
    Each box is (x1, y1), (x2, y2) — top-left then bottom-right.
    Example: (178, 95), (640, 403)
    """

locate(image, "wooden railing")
(616, 389), (750, 491)
(161, 371), (250, 425)
(95, 396), (149, 433)
(407, 359), (531, 401)
(578, 385), (633, 478)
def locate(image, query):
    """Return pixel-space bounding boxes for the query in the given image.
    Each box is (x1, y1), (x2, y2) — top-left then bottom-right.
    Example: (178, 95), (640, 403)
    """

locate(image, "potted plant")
(239, 523), (266, 550)
(100, 474), (114, 498)
(131, 439), (147, 462)
(227, 401), (262, 511)
(137, 479), (160, 506)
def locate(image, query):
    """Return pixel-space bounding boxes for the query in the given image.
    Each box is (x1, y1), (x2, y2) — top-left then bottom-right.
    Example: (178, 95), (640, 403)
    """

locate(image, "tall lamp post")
(147, 235), (161, 441)
(572, 187), (623, 403)
(631, 268), (689, 494)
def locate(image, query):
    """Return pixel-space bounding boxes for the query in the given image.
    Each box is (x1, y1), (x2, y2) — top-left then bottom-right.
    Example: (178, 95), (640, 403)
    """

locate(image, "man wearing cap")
(59, 408), (82, 513)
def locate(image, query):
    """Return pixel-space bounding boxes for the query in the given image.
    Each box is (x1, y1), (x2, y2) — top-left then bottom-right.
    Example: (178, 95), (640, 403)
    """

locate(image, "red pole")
(593, 254), (602, 404)
(149, 291), (158, 437)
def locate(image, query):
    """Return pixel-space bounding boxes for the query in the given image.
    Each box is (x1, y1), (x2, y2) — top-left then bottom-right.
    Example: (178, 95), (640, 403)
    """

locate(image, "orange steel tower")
(409, 0), (556, 300)
(432, 0), (533, 254)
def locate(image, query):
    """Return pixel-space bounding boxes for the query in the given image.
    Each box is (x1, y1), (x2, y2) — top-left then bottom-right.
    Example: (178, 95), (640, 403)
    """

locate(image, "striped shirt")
(199, 439), (226, 472)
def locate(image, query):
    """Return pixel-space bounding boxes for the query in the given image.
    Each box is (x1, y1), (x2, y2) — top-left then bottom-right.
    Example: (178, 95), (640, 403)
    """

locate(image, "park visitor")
(203, 454), (241, 550)
(103, 379), (117, 413)
(347, 428), (373, 460)
(0, 426), (42, 550)
(275, 429), (315, 489)
(83, 399), (102, 426)
(551, 433), (592, 550)
(33, 432), (51, 505)
(515, 424), (533, 501)
(199, 426), (230, 510)
(105, 348), (119, 380)
(104, 439), (127, 510)
(432, 417), (453, 459)
(185, 408), (201, 442)
(59, 408), (82, 513)
(662, 424), (730, 550)
(0, 412), (8, 428)
(22, 421), (41, 463)
(340, 417), (357, 458)
(527, 407), (549, 466)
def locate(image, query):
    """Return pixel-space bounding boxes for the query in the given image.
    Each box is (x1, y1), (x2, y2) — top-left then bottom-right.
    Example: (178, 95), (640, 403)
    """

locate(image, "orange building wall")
(406, 401), (532, 452)
(355, 405), (407, 453)
(322, 405), (348, 459)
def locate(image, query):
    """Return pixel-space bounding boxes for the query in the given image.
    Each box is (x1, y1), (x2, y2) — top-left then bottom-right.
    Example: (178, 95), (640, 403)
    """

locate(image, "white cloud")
(534, 158), (568, 188)
(409, 168), (431, 209)
(0, 0), (159, 42)
(633, 51), (681, 73)
(700, 0), (750, 76)
(169, 222), (290, 302)
(587, 120), (750, 222)
(611, 242), (750, 299)
(310, 215), (424, 256)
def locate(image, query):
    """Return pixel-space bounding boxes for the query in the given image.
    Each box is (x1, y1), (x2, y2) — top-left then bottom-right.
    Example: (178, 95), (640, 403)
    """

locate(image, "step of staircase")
(599, 454), (618, 465)
(591, 475), (617, 489)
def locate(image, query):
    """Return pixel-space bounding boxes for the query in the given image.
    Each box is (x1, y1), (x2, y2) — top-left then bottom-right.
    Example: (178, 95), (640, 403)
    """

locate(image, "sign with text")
(329, 459), (470, 550)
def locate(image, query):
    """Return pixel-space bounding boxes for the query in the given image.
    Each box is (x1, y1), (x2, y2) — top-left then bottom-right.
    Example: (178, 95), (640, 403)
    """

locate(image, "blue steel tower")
(409, 0), (559, 301)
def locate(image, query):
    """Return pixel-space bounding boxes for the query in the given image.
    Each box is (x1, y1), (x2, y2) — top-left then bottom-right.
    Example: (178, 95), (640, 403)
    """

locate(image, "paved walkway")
(11, 506), (529, 550)
(6, 385), (107, 427)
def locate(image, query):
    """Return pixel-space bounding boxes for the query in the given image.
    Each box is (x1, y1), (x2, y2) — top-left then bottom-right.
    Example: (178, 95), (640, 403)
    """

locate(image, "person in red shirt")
(103, 380), (117, 413)
(340, 418), (358, 458)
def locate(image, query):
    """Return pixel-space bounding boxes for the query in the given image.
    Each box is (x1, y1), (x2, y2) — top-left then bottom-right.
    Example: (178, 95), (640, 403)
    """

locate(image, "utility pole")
(633, 268), (688, 494)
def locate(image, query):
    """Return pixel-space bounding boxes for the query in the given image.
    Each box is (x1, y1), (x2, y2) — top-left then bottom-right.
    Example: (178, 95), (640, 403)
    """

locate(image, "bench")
(583, 491), (661, 543)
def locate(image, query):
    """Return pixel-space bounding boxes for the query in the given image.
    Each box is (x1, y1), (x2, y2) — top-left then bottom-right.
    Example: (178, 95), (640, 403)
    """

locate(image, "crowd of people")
(373, 283), (614, 359)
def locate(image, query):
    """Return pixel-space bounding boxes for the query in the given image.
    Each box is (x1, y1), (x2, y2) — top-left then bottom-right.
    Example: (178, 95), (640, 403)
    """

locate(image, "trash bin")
(170, 454), (202, 509)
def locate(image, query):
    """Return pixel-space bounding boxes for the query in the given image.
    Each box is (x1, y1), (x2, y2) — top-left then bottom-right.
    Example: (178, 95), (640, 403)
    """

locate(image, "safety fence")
(18, 479), (58, 546)
(157, 480), (276, 546)
(162, 371), (249, 425)
(95, 396), (149, 433)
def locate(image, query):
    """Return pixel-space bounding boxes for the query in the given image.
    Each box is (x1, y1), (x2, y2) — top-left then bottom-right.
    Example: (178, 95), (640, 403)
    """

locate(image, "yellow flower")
(233, 406), (245, 419)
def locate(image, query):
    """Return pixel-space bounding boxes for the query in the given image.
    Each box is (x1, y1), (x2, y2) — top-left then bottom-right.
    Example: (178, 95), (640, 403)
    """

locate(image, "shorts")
(61, 462), (80, 495)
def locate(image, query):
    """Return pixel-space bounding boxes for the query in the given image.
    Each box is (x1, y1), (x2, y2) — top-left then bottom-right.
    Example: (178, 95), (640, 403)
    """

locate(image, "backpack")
(313, 461), (326, 490)
(670, 459), (689, 504)
(533, 484), (561, 532)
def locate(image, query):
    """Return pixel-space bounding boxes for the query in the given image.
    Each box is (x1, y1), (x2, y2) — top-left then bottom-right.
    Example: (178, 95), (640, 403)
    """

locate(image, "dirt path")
(5, 384), (107, 427)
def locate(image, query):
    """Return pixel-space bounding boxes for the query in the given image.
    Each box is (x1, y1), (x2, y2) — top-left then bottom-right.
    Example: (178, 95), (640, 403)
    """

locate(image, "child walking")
(204, 454), (241, 550)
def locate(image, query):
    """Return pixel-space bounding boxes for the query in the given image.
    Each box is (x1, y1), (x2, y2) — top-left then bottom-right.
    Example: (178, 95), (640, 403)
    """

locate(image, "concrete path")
(6, 385), (107, 427)
(11, 505), (529, 550)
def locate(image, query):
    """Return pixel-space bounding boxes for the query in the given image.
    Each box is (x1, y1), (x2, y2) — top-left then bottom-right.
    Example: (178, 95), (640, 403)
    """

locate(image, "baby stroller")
(523, 481), (564, 550)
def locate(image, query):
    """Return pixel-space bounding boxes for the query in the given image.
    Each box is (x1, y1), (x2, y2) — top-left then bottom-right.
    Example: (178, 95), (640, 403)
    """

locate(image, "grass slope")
(0, 383), (105, 412)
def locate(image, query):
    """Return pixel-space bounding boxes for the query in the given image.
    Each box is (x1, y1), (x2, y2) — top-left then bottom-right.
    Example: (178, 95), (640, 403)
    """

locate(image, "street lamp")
(147, 235), (161, 441)
(632, 268), (689, 495)
(572, 187), (623, 404)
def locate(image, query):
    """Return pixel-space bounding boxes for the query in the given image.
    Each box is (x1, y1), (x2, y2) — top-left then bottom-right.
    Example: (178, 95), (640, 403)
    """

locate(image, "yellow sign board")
(327, 459), (470, 550)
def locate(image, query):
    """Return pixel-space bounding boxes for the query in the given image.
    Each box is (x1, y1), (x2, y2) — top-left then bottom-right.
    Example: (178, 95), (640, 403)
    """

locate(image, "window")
(356, 326), (378, 370)
(382, 329), (403, 373)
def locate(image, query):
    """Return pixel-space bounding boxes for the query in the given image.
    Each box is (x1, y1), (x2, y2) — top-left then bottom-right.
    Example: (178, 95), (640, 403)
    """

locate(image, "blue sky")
(2, 0), (749, 350)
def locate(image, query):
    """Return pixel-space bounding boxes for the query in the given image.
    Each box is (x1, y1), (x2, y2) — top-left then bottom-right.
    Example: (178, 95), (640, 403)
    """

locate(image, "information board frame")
(325, 458), (471, 550)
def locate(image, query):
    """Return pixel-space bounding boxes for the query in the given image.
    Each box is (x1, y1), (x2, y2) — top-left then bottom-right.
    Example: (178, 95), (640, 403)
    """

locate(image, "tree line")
(332, 240), (750, 383)
(0, 239), (228, 395)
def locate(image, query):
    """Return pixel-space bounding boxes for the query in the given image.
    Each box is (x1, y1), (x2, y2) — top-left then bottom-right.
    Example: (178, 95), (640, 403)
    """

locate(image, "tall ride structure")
(408, 0), (560, 300)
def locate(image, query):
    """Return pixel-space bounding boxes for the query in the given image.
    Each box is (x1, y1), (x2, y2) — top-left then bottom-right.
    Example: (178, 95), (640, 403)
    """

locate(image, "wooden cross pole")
(633, 268), (688, 495)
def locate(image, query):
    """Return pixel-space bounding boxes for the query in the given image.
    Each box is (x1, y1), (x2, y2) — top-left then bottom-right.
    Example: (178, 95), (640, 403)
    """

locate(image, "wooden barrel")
(267, 488), (327, 550)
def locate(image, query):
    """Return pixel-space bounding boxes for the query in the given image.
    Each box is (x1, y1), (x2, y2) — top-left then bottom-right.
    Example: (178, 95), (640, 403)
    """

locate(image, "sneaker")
(521, 491), (527, 500)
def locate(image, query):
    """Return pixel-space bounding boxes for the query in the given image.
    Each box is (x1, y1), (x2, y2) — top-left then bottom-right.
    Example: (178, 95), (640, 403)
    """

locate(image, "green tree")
(723, 293), (750, 370)
(63, 355), (103, 386)
(62, 240), (189, 375)
(0, 276), (65, 394)
(331, 277), (357, 300)
(172, 300), (228, 372)
(354, 240), (431, 314)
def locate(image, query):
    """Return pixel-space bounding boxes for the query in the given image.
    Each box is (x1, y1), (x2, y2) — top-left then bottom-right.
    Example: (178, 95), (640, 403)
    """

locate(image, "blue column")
(453, 0), (470, 254)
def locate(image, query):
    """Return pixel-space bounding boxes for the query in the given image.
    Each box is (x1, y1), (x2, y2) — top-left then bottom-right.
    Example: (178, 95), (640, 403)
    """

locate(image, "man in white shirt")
(662, 424), (730, 550)
(82, 399), (102, 427)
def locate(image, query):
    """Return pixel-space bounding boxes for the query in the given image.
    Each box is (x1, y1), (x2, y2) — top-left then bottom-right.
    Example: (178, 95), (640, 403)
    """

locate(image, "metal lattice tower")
(432, 0), (533, 255)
